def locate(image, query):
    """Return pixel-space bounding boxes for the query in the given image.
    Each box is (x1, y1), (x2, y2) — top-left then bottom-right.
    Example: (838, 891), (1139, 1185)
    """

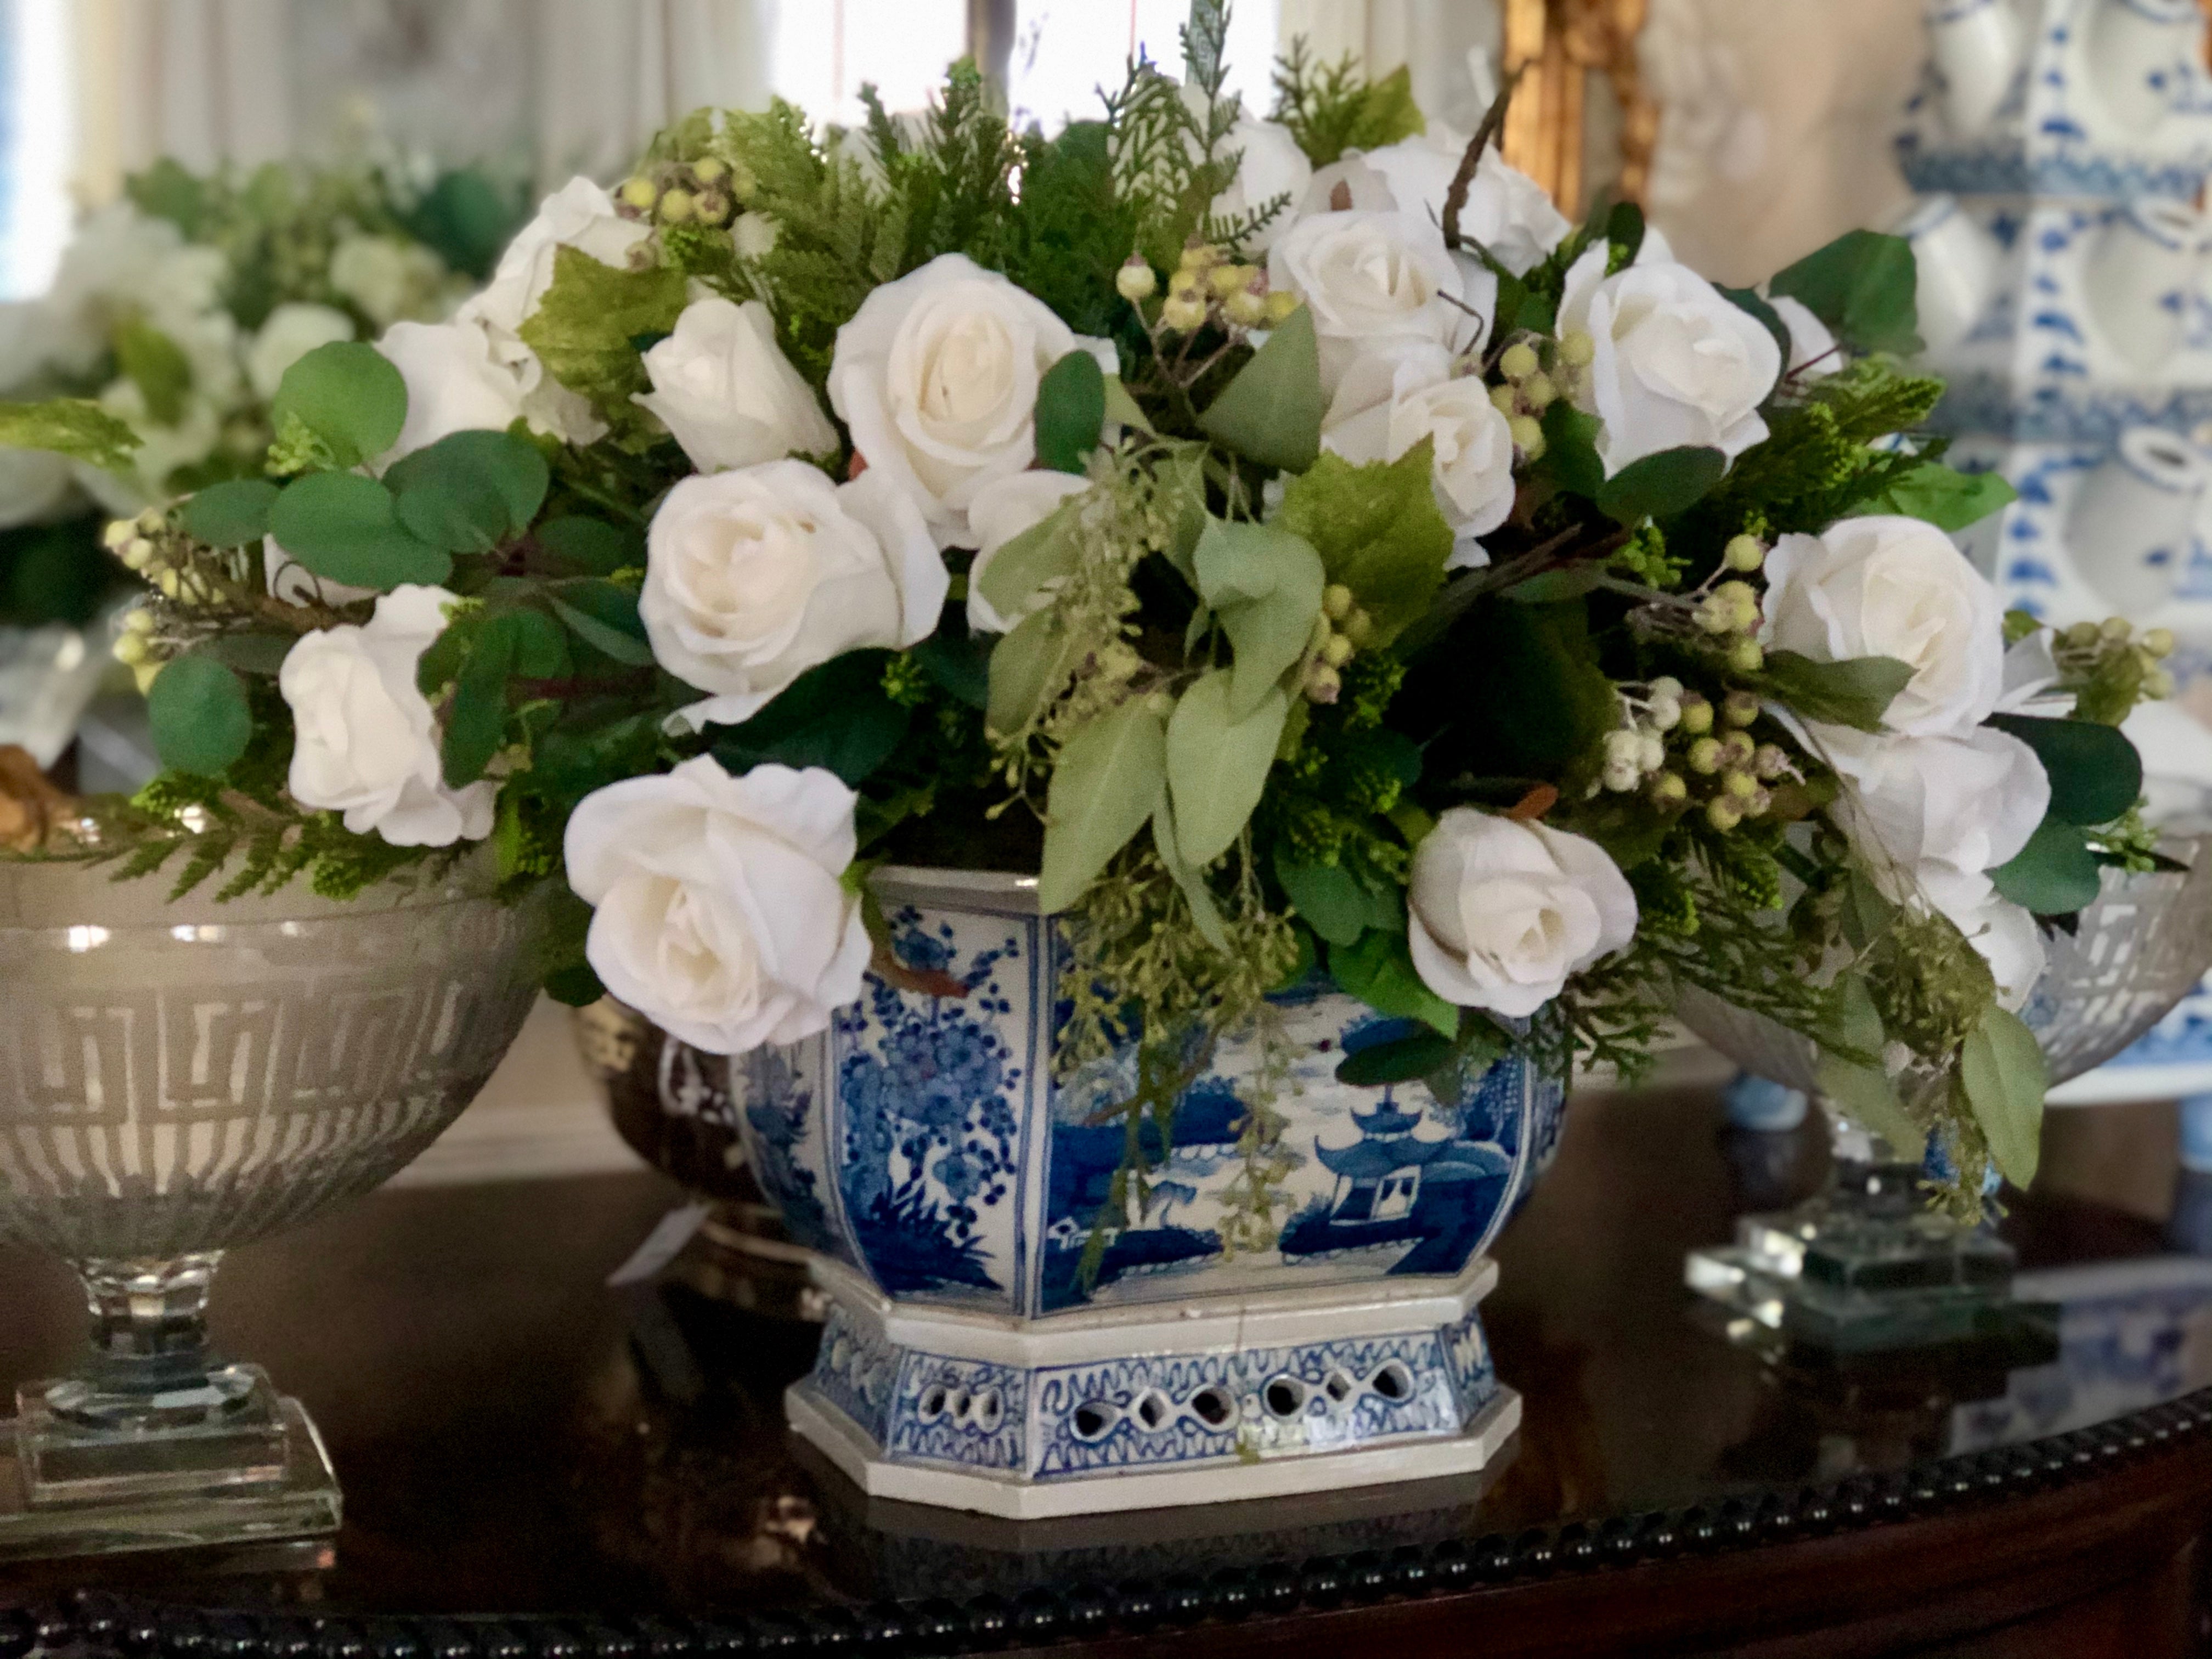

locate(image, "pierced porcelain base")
(786, 1256), (1521, 1519)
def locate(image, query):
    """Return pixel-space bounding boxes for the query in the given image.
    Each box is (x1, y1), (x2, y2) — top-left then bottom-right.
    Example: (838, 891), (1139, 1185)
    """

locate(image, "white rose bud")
(828, 252), (1114, 549)
(964, 469), (1093, 634)
(278, 584), (496, 847)
(643, 460), (950, 730)
(1556, 238), (1780, 475)
(245, 303), (356, 403)
(564, 756), (871, 1054)
(1761, 515), (2007, 737)
(636, 297), (838, 475)
(1407, 809), (1639, 1018)
(1321, 343), (1517, 564)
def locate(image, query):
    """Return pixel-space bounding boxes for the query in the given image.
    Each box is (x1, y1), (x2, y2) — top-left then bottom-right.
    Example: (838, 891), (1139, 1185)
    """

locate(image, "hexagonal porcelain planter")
(733, 867), (1565, 1517)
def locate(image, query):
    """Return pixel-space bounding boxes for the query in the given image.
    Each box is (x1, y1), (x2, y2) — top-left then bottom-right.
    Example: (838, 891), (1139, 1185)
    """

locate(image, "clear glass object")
(0, 855), (542, 1559)
(1681, 840), (2212, 1351)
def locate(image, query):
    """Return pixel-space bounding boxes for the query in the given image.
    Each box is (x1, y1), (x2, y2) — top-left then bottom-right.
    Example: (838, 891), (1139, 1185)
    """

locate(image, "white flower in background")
(455, 177), (651, 448)
(564, 756), (871, 1054)
(1322, 342), (1516, 554)
(1770, 295), (1839, 379)
(1761, 515), (2006, 737)
(1820, 724), (2051, 1008)
(0, 449), (78, 530)
(643, 460), (948, 728)
(732, 212), (780, 261)
(1358, 131), (1571, 276)
(828, 252), (1111, 549)
(93, 380), (221, 500)
(1407, 809), (1639, 1017)
(1950, 895), (2049, 1012)
(330, 234), (452, 329)
(40, 205), (227, 377)
(964, 469), (1092, 633)
(278, 584), (496, 847)
(245, 303), (356, 402)
(1556, 239), (1780, 475)
(1268, 211), (1482, 394)
(374, 320), (530, 462)
(0, 300), (51, 390)
(636, 297), (838, 474)
(1180, 87), (1313, 253)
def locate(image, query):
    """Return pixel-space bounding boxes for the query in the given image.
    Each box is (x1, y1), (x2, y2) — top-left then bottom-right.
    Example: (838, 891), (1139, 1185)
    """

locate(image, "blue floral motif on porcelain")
(732, 885), (1565, 1321)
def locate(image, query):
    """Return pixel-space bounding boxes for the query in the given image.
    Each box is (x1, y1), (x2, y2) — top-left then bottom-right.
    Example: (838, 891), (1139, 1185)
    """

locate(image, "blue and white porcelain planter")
(733, 867), (1565, 1517)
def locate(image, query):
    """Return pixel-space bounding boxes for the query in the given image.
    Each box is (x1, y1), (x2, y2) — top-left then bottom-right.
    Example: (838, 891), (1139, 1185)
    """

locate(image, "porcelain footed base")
(786, 1256), (1520, 1519)
(0, 1384), (340, 1560)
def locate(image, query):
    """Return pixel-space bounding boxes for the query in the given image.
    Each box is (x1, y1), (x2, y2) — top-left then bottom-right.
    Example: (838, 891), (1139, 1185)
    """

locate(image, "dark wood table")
(4, 1086), (2212, 1657)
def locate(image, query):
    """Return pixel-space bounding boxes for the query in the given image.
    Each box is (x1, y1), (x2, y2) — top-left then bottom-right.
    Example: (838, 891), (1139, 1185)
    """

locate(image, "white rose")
(374, 320), (528, 463)
(0, 448), (77, 529)
(1358, 131), (1571, 277)
(643, 460), (948, 729)
(43, 206), (226, 377)
(1212, 116), (1314, 253)
(1556, 240), (1780, 475)
(1407, 809), (1639, 1018)
(564, 755), (871, 1054)
(827, 252), (1110, 548)
(245, 303), (356, 403)
(964, 469), (1092, 633)
(1268, 211), (1481, 394)
(636, 297), (838, 475)
(1770, 294), (1839, 380)
(455, 177), (651, 448)
(1820, 724), (2051, 1008)
(1762, 515), (2007, 737)
(278, 584), (496, 847)
(330, 235), (449, 329)
(1322, 342), (1516, 556)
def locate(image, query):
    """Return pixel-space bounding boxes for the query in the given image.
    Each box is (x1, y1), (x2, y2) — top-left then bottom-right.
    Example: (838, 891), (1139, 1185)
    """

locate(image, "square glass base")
(0, 1384), (340, 1561)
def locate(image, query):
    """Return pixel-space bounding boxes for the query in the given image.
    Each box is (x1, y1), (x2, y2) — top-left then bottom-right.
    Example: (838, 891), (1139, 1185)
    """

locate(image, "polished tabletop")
(0, 1086), (2207, 1650)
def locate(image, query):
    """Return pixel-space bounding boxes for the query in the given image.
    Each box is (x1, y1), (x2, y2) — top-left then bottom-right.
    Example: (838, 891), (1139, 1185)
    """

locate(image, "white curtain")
(1276, 0), (1503, 132)
(72, 0), (294, 200)
(534, 0), (775, 185)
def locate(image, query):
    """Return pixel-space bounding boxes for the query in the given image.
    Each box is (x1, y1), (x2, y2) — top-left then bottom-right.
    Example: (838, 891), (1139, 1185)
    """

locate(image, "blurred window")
(0, 0), (71, 298)
(1009, 0), (1279, 131)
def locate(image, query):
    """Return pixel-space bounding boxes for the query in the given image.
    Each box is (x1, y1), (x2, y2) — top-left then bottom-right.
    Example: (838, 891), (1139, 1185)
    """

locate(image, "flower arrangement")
(0, 156), (522, 632)
(0, 8), (2171, 1220)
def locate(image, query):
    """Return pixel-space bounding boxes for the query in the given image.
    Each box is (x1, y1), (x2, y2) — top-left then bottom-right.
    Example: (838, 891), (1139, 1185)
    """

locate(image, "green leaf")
(385, 430), (549, 554)
(973, 498), (1083, 626)
(1538, 400), (1604, 499)
(1197, 304), (1323, 472)
(506, 607), (570, 679)
(1595, 446), (1728, 524)
(546, 581), (654, 666)
(408, 167), (528, 281)
(912, 628), (992, 709)
(1960, 1005), (2046, 1187)
(1152, 793), (1231, 953)
(1038, 698), (1169, 911)
(1815, 1051), (1925, 1163)
(442, 619), (516, 788)
(269, 342), (408, 470)
(113, 317), (194, 425)
(0, 399), (141, 471)
(1838, 868), (1898, 953)
(180, 479), (280, 549)
(1103, 374), (1156, 437)
(1769, 229), (1921, 357)
(1273, 443), (1452, 647)
(147, 654), (252, 777)
(1504, 566), (1606, 604)
(1990, 817), (2102, 915)
(711, 650), (910, 785)
(198, 632), (296, 676)
(517, 244), (689, 424)
(1193, 517), (1328, 718)
(538, 515), (642, 575)
(1035, 348), (1107, 474)
(1350, 65), (1426, 150)
(1426, 598), (1617, 777)
(269, 472), (452, 591)
(1277, 856), (1405, 947)
(1756, 651), (1914, 733)
(1987, 713), (2142, 826)
(986, 607), (1081, 737)
(1328, 927), (1458, 1039)
(1335, 1031), (1458, 1087)
(1166, 670), (1289, 866)
(1876, 462), (2017, 531)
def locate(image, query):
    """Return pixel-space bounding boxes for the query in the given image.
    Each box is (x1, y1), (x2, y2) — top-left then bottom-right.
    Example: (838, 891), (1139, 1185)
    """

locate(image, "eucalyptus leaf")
(1987, 713), (2142, 826)
(1152, 793), (1231, 952)
(1538, 401), (1604, 500)
(1197, 304), (1322, 472)
(442, 618), (515, 788)
(1035, 348), (1107, 473)
(1335, 1031), (1458, 1087)
(180, 479), (280, 549)
(1990, 818), (2102, 915)
(1103, 374), (1156, 437)
(710, 650), (909, 783)
(538, 515), (642, 575)
(269, 471), (451, 591)
(973, 498), (1083, 625)
(546, 582), (655, 666)
(987, 607), (1081, 737)
(197, 632), (296, 676)
(146, 654), (252, 777)
(1960, 1005), (2045, 1187)
(1756, 651), (1914, 733)
(269, 342), (407, 470)
(1276, 856), (1404, 947)
(1328, 927), (1458, 1039)
(1166, 670), (1289, 866)
(386, 429), (549, 549)
(1769, 229), (1921, 357)
(1877, 462), (2017, 531)
(1815, 1052), (1925, 1164)
(1038, 698), (1169, 911)
(1594, 445), (1728, 525)
(1193, 517), (1327, 719)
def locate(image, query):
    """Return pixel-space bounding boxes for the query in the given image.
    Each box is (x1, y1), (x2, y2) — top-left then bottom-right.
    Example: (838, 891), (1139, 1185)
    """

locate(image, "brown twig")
(1443, 69), (1524, 252)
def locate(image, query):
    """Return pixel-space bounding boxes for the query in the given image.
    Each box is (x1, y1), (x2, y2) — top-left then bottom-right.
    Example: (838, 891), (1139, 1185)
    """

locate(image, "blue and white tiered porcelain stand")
(732, 868), (1564, 1517)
